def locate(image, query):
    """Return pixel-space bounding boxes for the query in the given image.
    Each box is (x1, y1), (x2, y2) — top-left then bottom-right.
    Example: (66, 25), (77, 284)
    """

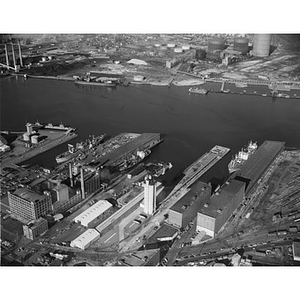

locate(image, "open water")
(1, 76), (300, 187)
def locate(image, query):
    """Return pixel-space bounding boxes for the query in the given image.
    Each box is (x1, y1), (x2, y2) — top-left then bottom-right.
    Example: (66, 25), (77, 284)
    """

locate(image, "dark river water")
(1, 76), (300, 187)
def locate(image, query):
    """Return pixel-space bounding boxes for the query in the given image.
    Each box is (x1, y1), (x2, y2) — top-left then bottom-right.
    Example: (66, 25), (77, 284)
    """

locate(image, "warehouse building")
(197, 179), (246, 237)
(70, 229), (100, 250)
(235, 140), (285, 194)
(168, 181), (211, 229)
(23, 217), (48, 240)
(74, 200), (112, 227)
(8, 188), (52, 223)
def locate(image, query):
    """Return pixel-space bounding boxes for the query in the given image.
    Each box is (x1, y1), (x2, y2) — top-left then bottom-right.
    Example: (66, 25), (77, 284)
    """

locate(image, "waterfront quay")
(1, 129), (77, 168)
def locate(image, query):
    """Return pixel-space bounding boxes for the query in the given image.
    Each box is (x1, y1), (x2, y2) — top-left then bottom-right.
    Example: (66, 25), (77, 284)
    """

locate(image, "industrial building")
(168, 181), (211, 229)
(292, 241), (300, 261)
(70, 229), (100, 250)
(143, 175), (157, 215)
(253, 34), (272, 57)
(144, 223), (178, 250)
(23, 218), (48, 240)
(51, 183), (69, 211)
(118, 249), (160, 266)
(197, 179), (246, 237)
(235, 140), (285, 194)
(8, 188), (52, 223)
(74, 200), (112, 227)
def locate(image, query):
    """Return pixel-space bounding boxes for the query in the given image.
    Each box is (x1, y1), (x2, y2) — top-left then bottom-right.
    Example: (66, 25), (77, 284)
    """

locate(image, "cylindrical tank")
(23, 132), (30, 141)
(31, 135), (39, 144)
(195, 48), (206, 60)
(233, 37), (249, 54)
(182, 45), (190, 50)
(154, 43), (161, 48)
(253, 34), (271, 57)
(167, 43), (176, 48)
(133, 75), (145, 81)
(160, 46), (168, 50)
(206, 51), (221, 61)
(208, 38), (225, 51)
(174, 48), (183, 53)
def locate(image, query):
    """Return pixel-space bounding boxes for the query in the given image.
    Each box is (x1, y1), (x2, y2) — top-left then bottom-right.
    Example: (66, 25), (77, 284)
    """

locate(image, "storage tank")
(253, 34), (271, 57)
(31, 135), (39, 144)
(160, 45), (168, 50)
(233, 37), (249, 54)
(154, 43), (161, 48)
(182, 45), (190, 50)
(196, 48), (206, 60)
(174, 48), (183, 53)
(208, 38), (225, 51)
(167, 43), (176, 48)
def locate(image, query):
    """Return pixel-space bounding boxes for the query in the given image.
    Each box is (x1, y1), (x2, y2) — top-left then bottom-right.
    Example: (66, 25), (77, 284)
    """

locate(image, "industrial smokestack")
(4, 44), (9, 67)
(80, 167), (85, 199)
(18, 40), (23, 67)
(11, 42), (16, 67)
(69, 163), (73, 187)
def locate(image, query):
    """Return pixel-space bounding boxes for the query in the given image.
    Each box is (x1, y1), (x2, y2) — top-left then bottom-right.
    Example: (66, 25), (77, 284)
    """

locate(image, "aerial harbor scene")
(1, 2), (299, 299)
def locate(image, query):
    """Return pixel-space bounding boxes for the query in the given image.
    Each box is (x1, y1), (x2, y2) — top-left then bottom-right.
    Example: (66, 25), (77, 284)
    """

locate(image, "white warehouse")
(70, 229), (100, 250)
(74, 200), (112, 227)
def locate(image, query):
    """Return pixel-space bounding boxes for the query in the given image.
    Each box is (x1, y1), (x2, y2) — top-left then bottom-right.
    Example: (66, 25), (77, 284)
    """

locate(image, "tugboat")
(55, 133), (106, 164)
(188, 87), (208, 95)
(228, 141), (258, 174)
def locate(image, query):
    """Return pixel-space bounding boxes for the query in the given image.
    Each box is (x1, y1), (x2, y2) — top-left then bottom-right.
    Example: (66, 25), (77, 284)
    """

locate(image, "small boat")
(188, 87), (208, 95)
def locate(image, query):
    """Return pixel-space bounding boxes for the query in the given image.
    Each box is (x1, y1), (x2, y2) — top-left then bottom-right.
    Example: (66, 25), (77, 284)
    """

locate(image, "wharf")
(1, 130), (78, 168)
(171, 145), (230, 196)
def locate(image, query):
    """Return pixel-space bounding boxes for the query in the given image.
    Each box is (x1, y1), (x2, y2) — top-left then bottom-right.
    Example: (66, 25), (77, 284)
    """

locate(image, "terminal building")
(168, 181), (211, 229)
(74, 200), (113, 227)
(23, 217), (48, 240)
(235, 140), (285, 194)
(197, 179), (246, 237)
(8, 188), (52, 223)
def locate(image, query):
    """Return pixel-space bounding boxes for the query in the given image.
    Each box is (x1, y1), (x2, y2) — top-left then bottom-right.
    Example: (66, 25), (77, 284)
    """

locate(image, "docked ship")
(188, 87), (208, 95)
(55, 133), (106, 164)
(75, 80), (117, 87)
(74, 72), (119, 87)
(119, 149), (151, 172)
(228, 141), (258, 174)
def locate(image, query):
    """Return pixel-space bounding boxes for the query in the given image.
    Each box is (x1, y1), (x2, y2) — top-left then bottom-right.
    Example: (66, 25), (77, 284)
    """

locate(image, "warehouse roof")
(170, 181), (210, 214)
(147, 223), (178, 244)
(237, 141), (285, 192)
(199, 179), (245, 218)
(74, 200), (112, 226)
(71, 229), (100, 248)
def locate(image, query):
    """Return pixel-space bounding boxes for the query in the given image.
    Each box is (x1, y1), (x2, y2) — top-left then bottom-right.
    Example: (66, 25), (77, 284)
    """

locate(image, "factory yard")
(3, 34), (300, 89)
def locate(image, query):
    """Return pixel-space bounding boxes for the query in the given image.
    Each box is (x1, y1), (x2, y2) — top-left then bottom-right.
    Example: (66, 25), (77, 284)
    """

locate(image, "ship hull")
(75, 80), (116, 87)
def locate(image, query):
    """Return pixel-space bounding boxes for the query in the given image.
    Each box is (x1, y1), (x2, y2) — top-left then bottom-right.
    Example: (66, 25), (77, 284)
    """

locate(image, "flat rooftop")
(147, 223), (178, 244)
(170, 181), (210, 214)
(11, 188), (45, 203)
(199, 179), (245, 218)
(237, 140), (285, 191)
(120, 249), (160, 266)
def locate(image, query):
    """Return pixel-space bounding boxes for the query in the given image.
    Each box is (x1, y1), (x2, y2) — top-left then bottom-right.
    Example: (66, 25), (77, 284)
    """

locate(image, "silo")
(253, 34), (271, 57)
(208, 38), (225, 51)
(233, 37), (249, 54)
(196, 48), (206, 60)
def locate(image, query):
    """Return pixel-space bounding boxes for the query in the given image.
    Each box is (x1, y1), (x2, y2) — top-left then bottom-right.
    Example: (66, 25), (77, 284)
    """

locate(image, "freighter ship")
(118, 149), (151, 171)
(228, 141), (258, 174)
(55, 133), (106, 164)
